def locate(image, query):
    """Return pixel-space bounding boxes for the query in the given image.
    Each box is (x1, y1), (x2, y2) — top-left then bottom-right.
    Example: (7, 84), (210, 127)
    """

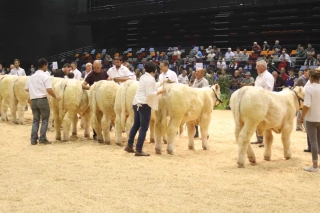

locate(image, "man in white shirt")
(25, 58), (60, 145)
(9, 59), (26, 76)
(178, 70), (189, 85)
(173, 48), (181, 59)
(71, 62), (82, 80)
(279, 51), (291, 63)
(107, 57), (134, 84)
(81, 63), (92, 79)
(158, 60), (178, 83)
(251, 60), (274, 147)
(225, 48), (235, 60)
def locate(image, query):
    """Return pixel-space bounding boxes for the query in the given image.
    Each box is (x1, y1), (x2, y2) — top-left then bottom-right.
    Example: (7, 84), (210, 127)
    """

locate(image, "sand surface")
(0, 110), (319, 213)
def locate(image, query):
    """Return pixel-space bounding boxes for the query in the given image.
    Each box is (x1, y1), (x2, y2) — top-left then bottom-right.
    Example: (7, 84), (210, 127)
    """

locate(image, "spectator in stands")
(228, 58), (238, 73)
(271, 48), (281, 58)
(296, 68), (310, 134)
(252, 42), (261, 55)
(241, 72), (254, 87)
(296, 46), (307, 65)
(107, 57), (135, 84)
(178, 70), (189, 85)
(216, 58), (227, 70)
(225, 48), (235, 61)
(220, 69), (229, 78)
(195, 49), (203, 60)
(279, 67), (288, 82)
(9, 59), (26, 76)
(272, 40), (281, 51)
(105, 54), (112, 61)
(238, 67), (245, 78)
(123, 62), (137, 80)
(159, 60), (178, 83)
(306, 44), (315, 56)
(316, 54), (320, 66)
(0, 63), (4, 75)
(192, 68), (209, 138)
(299, 68), (320, 172)
(160, 52), (168, 61)
(154, 51), (161, 61)
(262, 41), (270, 51)
(188, 71), (196, 86)
(234, 47), (243, 63)
(8, 65), (14, 74)
(304, 54), (317, 66)
(173, 47), (181, 59)
(54, 63), (71, 78)
(279, 50), (291, 63)
(272, 71), (285, 91)
(206, 46), (212, 54)
(214, 48), (222, 60)
(81, 63), (92, 79)
(285, 69), (296, 88)
(29, 65), (35, 76)
(207, 50), (216, 60)
(230, 70), (242, 90)
(296, 44), (302, 53)
(71, 62), (82, 80)
(251, 60), (274, 147)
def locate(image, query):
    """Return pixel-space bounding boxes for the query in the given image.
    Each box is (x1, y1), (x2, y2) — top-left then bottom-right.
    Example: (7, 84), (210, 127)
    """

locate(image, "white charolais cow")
(90, 80), (119, 144)
(230, 86), (304, 168)
(11, 76), (31, 124)
(155, 83), (221, 155)
(50, 79), (91, 141)
(114, 80), (168, 146)
(0, 75), (18, 121)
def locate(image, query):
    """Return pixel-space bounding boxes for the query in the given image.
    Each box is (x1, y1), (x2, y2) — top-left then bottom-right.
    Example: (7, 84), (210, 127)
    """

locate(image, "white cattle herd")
(0, 75), (306, 168)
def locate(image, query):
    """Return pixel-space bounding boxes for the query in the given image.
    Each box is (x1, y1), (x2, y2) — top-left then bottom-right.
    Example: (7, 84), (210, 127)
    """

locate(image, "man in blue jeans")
(25, 58), (61, 145)
(124, 61), (165, 156)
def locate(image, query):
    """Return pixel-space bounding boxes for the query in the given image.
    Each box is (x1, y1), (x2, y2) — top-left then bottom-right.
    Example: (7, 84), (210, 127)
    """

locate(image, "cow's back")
(13, 76), (29, 102)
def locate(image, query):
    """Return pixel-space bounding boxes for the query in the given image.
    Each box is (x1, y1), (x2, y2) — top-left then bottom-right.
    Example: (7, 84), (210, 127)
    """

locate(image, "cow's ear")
(215, 84), (220, 92)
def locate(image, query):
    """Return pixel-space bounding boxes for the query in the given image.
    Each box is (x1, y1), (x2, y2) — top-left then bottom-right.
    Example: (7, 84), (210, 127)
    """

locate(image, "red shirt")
(280, 73), (288, 82)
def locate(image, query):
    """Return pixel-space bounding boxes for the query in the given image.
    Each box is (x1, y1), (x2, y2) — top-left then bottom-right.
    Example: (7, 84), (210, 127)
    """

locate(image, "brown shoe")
(124, 146), (135, 153)
(251, 141), (263, 144)
(39, 139), (52, 145)
(259, 143), (265, 148)
(135, 151), (150, 156)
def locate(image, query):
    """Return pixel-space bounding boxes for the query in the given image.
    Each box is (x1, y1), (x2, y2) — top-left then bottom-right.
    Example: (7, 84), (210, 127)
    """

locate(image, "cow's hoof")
(56, 137), (61, 141)
(237, 162), (245, 168)
(98, 139), (104, 143)
(150, 139), (155, 143)
(13, 121), (18, 124)
(264, 156), (271, 161)
(202, 146), (209, 150)
(84, 134), (90, 138)
(105, 141), (111, 145)
(116, 143), (122, 147)
(155, 148), (161, 155)
(285, 156), (291, 160)
(80, 125), (84, 129)
(248, 157), (256, 163)
(72, 132), (77, 136)
(163, 140), (167, 144)
(166, 150), (174, 155)
(1, 118), (6, 121)
(188, 146), (194, 150)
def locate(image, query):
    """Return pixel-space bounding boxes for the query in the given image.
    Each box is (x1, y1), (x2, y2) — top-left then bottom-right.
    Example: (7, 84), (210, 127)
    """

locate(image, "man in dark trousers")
(82, 60), (109, 140)
(25, 58), (61, 145)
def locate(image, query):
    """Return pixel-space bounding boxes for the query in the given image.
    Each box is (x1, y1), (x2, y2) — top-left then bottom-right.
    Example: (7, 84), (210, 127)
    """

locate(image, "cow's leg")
(1, 99), (9, 121)
(11, 97), (18, 124)
(200, 115), (211, 150)
(114, 113), (123, 145)
(62, 111), (74, 141)
(53, 107), (61, 140)
(186, 122), (196, 150)
(166, 117), (181, 155)
(101, 113), (111, 145)
(72, 114), (78, 136)
(92, 111), (103, 143)
(126, 112), (134, 141)
(237, 124), (257, 168)
(80, 115), (84, 129)
(149, 118), (155, 143)
(17, 101), (27, 125)
(154, 110), (163, 154)
(263, 129), (273, 161)
(83, 111), (90, 138)
(281, 125), (293, 160)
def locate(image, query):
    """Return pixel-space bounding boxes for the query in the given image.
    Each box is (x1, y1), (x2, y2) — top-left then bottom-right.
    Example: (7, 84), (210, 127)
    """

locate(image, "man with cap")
(241, 72), (254, 87)
(262, 41), (270, 51)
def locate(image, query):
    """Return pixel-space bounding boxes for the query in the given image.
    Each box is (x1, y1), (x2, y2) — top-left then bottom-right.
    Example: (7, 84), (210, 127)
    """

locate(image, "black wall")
(0, 0), (92, 68)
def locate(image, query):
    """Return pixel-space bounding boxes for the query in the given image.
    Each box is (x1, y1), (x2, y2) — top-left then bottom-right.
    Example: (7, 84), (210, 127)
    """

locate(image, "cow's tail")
(160, 85), (168, 136)
(9, 77), (19, 106)
(59, 79), (68, 121)
(235, 87), (250, 127)
(120, 81), (131, 130)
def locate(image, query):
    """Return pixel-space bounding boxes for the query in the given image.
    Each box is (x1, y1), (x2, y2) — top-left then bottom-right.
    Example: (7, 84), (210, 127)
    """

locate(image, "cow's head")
(291, 86), (304, 110)
(210, 84), (222, 107)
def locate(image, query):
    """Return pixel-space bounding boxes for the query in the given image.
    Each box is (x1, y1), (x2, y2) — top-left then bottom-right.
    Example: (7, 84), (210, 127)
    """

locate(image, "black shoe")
(31, 140), (38, 145)
(304, 149), (311, 153)
(135, 151), (150, 156)
(194, 134), (199, 138)
(124, 146), (135, 153)
(39, 139), (52, 145)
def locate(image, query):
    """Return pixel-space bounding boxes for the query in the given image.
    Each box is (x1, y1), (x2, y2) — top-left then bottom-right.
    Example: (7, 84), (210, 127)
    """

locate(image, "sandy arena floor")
(0, 110), (319, 213)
